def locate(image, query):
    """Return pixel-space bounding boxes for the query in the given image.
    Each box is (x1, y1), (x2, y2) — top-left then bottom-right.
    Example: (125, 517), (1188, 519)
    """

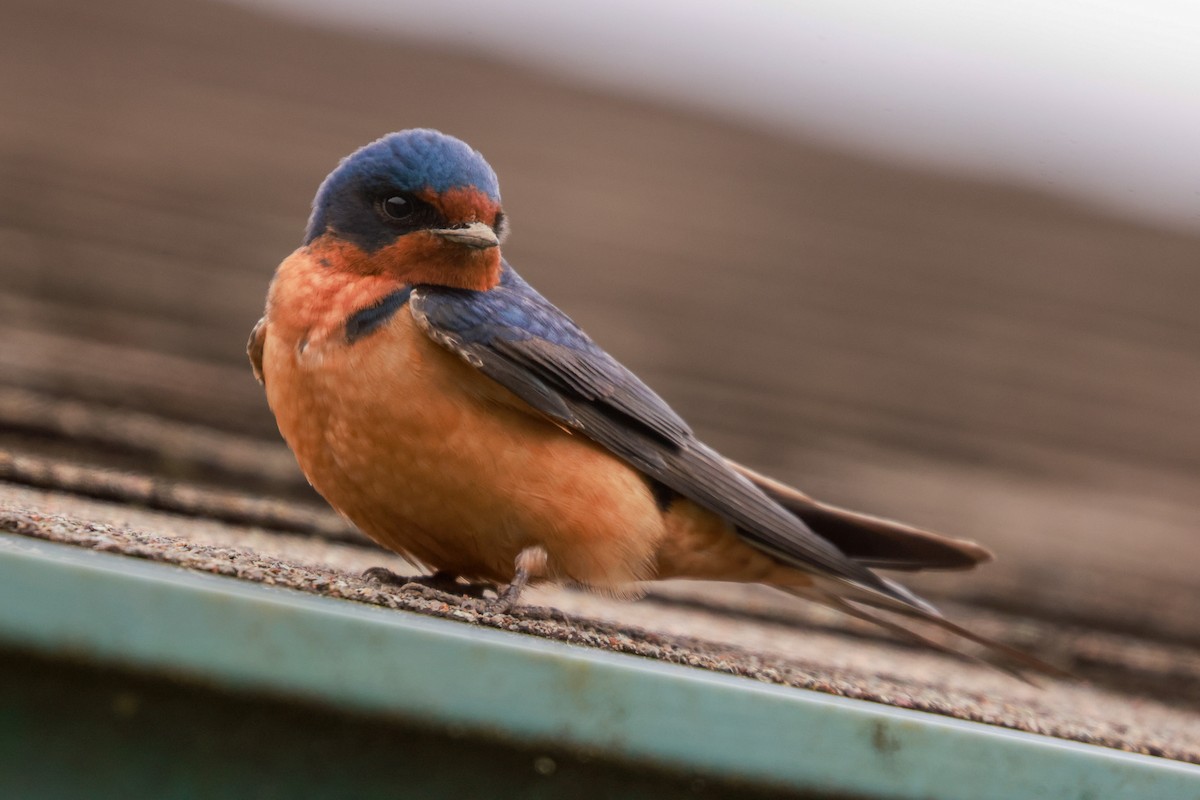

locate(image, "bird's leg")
(491, 546), (548, 613)
(361, 567), (493, 599)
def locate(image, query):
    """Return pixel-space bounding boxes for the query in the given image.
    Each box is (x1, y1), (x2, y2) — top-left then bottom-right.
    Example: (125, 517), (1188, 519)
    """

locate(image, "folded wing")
(410, 266), (940, 612)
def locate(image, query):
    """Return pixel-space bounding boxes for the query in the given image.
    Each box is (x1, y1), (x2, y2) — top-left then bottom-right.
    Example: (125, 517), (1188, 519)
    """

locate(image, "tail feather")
(728, 460), (992, 571)
(778, 581), (1069, 680)
(868, 598), (1072, 680)
(723, 461), (1068, 679)
(810, 591), (1038, 684)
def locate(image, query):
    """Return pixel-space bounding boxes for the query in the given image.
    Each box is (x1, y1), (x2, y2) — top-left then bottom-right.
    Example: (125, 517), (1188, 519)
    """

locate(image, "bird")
(249, 129), (1053, 674)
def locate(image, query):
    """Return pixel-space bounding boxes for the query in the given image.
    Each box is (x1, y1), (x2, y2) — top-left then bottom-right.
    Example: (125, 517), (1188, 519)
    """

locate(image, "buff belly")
(262, 306), (668, 589)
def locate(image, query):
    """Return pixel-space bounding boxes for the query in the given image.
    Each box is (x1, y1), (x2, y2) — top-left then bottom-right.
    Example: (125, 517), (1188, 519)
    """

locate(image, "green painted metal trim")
(0, 533), (1196, 800)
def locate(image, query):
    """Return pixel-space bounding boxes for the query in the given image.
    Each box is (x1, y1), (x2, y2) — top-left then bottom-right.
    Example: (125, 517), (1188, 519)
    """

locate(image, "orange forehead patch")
(420, 186), (501, 225)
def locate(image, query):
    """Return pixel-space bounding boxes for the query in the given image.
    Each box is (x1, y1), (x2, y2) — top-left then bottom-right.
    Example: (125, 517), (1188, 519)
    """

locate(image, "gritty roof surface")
(2, 476), (1198, 765)
(1, 0), (1198, 771)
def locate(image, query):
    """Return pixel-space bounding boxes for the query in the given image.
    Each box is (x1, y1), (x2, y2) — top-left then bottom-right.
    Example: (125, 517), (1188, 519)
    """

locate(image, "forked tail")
(775, 582), (1072, 682)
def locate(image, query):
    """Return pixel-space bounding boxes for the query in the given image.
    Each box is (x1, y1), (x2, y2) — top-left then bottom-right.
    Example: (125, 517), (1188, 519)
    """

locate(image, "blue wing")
(410, 264), (920, 607)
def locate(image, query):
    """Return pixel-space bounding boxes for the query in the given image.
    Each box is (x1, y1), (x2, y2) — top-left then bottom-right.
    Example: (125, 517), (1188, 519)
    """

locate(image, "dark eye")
(381, 195), (414, 220)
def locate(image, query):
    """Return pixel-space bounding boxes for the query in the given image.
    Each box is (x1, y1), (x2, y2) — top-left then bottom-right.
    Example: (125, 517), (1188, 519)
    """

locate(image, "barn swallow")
(250, 129), (1053, 673)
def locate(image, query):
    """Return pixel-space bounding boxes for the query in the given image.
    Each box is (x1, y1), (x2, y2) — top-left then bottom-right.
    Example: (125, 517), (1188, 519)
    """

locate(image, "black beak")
(430, 221), (499, 250)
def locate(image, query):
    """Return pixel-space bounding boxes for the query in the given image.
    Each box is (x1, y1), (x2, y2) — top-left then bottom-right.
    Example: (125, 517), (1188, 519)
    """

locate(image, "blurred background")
(2, 0), (1198, 648)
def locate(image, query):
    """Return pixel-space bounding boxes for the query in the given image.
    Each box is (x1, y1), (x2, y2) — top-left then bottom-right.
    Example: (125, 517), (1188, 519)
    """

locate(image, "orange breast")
(260, 255), (669, 590)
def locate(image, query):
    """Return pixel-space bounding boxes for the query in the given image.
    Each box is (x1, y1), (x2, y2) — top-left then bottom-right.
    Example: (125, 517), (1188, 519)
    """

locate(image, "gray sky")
(247, 0), (1200, 231)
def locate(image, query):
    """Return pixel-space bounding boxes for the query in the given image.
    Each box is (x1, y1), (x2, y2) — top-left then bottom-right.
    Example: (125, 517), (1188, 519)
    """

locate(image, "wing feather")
(727, 460), (993, 570)
(247, 317), (267, 386)
(410, 266), (923, 609)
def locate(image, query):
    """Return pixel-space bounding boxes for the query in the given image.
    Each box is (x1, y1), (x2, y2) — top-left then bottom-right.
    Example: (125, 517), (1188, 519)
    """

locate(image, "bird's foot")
(488, 546), (549, 614)
(361, 567), (494, 600)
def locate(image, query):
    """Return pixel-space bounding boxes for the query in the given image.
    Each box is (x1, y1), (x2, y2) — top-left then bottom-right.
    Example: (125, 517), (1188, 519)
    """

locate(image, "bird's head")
(304, 129), (507, 291)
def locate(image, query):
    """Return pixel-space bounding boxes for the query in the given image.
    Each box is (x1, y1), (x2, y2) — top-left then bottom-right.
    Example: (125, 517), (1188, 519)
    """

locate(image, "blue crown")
(305, 129), (500, 245)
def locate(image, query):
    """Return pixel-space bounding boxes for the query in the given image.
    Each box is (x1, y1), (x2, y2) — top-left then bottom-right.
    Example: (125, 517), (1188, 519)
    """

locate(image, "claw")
(361, 567), (493, 599)
(490, 546), (548, 613)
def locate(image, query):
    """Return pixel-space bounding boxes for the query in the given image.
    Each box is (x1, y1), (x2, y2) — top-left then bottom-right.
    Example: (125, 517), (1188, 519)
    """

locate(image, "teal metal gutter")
(0, 532), (1196, 799)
